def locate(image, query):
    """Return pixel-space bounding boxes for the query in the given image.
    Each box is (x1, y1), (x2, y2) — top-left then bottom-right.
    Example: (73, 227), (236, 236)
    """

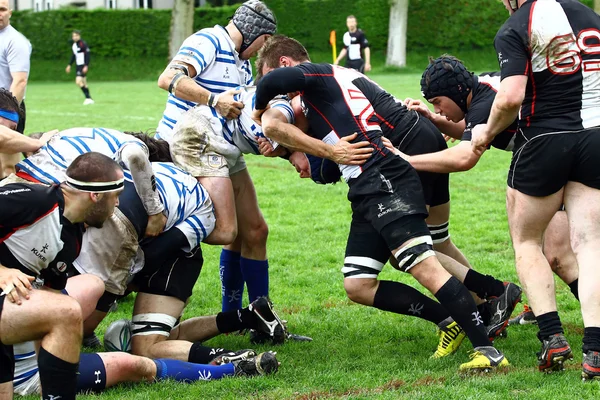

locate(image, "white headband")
(66, 176), (125, 193)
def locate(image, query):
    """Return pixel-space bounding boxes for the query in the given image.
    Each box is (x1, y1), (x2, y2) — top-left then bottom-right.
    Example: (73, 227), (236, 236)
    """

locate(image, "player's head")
(72, 30), (81, 42)
(346, 15), (357, 32)
(421, 54), (474, 123)
(232, 0), (276, 60)
(0, 0), (12, 30)
(22, 132), (44, 158)
(126, 131), (172, 162)
(64, 152), (124, 228)
(257, 35), (310, 77)
(0, 88), (21, 130)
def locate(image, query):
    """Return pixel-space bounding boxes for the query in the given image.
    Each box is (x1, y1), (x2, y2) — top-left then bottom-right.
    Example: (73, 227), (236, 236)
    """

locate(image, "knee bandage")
(132, 313), (178, 337)
(393, 236), (435, 272)
(341, 257), (385, 279)
(428, 221), (450, 244)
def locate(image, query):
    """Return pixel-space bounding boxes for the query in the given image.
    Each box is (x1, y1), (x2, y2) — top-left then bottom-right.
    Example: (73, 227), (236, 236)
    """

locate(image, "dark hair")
(256, 35), (310, 71)
(0, 88), (20, 115)
(66, 152), (122, 183)
(21, 132), (44, 158)
(125, 131), (172, 162)
(72, 30), (81, 34)
(347, 15), (356, 20)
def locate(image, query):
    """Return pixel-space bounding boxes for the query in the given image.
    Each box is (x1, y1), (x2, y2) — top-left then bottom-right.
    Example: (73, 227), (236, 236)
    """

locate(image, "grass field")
(20, 75), (593, 399)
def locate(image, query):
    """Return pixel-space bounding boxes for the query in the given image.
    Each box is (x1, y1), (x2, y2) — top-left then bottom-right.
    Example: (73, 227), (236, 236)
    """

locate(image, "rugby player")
(0, 152), (123, 400)
(253, 35), (509, 371)
(470, 0), (600, 377)
(65, 30), (94, 105)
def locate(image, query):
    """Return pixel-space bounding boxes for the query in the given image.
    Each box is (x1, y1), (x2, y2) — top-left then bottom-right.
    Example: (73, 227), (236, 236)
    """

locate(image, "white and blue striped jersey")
(124, 162), (214, 251)
(156, 25), (253, 140)
(199, 86), (295, 155)
(16, 128), (146, 184)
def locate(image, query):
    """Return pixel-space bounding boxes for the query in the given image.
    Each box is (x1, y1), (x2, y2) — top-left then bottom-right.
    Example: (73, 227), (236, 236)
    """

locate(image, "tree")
(169, 0), (196, 60)
(386, 0), (409, 67)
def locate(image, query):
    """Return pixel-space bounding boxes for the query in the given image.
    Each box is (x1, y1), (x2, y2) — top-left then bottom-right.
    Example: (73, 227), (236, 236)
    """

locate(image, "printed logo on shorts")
(208, 155), (225, 169)
(377, 203), (392, 219)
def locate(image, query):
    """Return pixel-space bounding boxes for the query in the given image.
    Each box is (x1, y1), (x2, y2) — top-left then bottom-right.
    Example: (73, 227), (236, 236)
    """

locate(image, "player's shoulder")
(4, 26), (31, 47)
(297, 62), (332, 74)
(189, 25), (224, 47)
(0, 183), (60, 210)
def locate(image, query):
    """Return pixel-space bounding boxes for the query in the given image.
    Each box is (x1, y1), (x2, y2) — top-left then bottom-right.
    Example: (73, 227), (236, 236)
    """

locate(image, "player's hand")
(471, 124), (491, 156)
(82, 66), (88, 74)
(65, 65), (71, 74)
(215, 89), (243, 120)
(252, 109), (266, 126)
(443, 134), (457, 143)
(289, 152), (310, 178)
(381, 136), (410, 160)
(331, 133), (373, 165)
(0, 266), (35, 305)
(404, 98), (433, 120)
(38, 129), (59, 148)
(258, 137), (285, 157)
(364, 63), (372, 72)
(145, 212), (167, 238)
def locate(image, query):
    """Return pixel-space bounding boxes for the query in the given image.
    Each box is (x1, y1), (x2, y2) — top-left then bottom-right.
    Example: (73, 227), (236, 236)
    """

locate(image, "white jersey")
(157, 25), (253, 140)
(125, 162), (214, 250)
(197, 86), (295, 155)
(17, 128), (146, 184)
(12, 342), (40, 396)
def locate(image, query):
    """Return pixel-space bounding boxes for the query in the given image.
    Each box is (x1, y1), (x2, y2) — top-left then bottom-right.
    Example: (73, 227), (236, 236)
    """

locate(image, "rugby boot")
(582, 351), (600, 381)
(485, 282), (522, 339)
(82, 333), (102, 349)
(432, 319), (466, 358)
(210, 349), (256, 366)
(248, 297), (287, 344)
(233, 351), (279, 377)
(537, 333), (573, 372)
(509, 304), (537, 326)
(459, 346), (509, 372)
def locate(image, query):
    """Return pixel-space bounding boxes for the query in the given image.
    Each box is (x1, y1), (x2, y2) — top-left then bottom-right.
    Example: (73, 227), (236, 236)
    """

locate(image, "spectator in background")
(334, 15), (371, 73)
(0, 0), (32, 178)
(66, 30), (94, 105)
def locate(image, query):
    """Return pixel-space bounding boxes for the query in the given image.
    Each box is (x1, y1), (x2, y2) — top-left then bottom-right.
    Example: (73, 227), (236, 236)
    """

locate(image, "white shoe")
(83, 98), (95, 105)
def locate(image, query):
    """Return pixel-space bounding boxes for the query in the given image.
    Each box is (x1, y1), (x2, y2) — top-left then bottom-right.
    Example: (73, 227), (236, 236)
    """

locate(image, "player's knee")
(53, 297), (84, 336)
(130, 313), (177, 357)
(343, 277), (377, 305)
(242, 219), (268, 247)
(121, 354), (156, 382)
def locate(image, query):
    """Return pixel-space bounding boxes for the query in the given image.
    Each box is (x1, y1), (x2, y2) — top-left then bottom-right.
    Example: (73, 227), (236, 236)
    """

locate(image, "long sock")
(463, 269), (505, 299)
(38, 346), (79, 400)
(188, 342), (230, 364)
(583, 327), (600, 353)
(477, 303), (492, 326)
(81, 86), (91, 99)
(536, 311), (563, 341)
(154, 359), (235, 382)
(568, 279), (579, 301)
(241, 257), (269, 302)
(215, 307), (256, 333)
(434, 277), (490, 348)
(220, 249), (244, 312)
(372, 280), (448, 324)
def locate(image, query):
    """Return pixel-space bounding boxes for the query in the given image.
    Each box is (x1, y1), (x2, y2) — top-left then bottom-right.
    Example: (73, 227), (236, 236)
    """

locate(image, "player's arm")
(402, 140), (482, 173)
(0, 125), (50, 154)
(0, 264), (34, 304)
(334, 48), (348, 65)
(81, 41), (91, 74)
(118, 144), (166, 237)
(7, 39), (30, 104)
(362, 34), (371, 72)
(404, 98), (465, 139)
(66, 52), (75, 73)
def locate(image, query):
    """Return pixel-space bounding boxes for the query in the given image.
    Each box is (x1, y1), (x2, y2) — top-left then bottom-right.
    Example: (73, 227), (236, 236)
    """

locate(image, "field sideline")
(20, 76), (593, 399)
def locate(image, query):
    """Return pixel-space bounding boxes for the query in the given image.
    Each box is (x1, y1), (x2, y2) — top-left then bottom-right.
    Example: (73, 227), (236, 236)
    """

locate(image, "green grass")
(20, 76), (590, 399)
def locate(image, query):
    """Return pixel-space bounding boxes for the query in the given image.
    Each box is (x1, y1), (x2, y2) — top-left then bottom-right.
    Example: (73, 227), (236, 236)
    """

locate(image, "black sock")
(568, 279), (579, 301)
(536, 311), (564, 341)
(372, 280), (449, 324)
(434, 276), (490, 348)
(463, 269), (505, 300)
(81, 86), (91, 99)
(478, 303), (492, 326)
(38, 346), (78, 400)
(583, 327), (600, 353)
(188, 342), (230, 364)
(215, 308), (256, 333)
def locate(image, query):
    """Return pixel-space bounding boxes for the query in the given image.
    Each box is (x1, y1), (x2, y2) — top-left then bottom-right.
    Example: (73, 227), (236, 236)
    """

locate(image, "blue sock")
(241, 257), (269, 302)
(154, 359), (235, 382)
(220, 249), (244, 311)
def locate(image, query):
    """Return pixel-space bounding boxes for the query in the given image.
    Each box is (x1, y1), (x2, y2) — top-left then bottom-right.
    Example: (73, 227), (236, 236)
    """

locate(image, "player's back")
(17, 128), (144, 184)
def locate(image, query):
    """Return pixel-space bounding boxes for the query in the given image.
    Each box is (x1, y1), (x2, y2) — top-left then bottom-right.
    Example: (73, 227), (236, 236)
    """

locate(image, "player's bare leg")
(202, 176), (238, 245)
(543, 211), (579, 290)
(427, 202), (471, 268)
(65, 274), (105, 319)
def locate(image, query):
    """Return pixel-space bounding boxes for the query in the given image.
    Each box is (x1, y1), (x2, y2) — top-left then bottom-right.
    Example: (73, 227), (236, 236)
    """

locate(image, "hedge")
(11, 0), (597, 61)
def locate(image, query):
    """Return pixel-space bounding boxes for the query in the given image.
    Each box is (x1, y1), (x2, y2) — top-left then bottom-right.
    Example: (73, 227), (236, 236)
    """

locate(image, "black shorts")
(16, 101), (25, 134)
(76, 65), (87, 77)
(346, 59), (365, 73)
(0, 295), (15, 384)
(346, 157), (429, 264)
(509, 127), (600, 196)
(133, 229), (203, 302)
(386, 113), (450, 207)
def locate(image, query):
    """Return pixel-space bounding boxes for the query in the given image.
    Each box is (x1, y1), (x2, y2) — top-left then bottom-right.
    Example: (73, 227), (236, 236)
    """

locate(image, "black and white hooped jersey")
(71, 39), (90, 66)
(343, 29), (369, 61)
(461, 72), (517, 151)
(16, 128), (147, 184)
(0, 183), (83, 289)
(494, 0), (600, 134)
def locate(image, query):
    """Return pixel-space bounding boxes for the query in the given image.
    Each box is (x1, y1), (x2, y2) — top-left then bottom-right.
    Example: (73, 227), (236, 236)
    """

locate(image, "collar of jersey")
(214, 24), (240, 58)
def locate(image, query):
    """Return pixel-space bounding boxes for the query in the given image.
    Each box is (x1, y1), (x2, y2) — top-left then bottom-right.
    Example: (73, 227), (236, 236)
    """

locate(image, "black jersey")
(256, 63), (393, 181)
(494, 0), (600, 135)
(461, 72), (517, 151)
(343, 29), (369, 61)
(0, 183), (84, 289)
